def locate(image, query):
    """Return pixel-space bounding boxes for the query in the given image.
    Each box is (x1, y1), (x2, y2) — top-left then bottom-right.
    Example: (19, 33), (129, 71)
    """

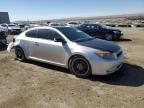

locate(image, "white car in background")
(0, 23), (8, 32)
(25, 24), (41, 30)
(48, 23), (65, 27)
(66, 22), (81, 27)
(0, 24), (21, 35)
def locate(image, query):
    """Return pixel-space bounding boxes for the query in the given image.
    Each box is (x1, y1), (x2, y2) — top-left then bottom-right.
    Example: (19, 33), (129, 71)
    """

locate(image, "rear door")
(24, 29), (37, 57)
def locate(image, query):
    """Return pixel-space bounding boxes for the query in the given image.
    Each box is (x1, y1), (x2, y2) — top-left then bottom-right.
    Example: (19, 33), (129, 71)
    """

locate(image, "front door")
(31, 28), (66, 65)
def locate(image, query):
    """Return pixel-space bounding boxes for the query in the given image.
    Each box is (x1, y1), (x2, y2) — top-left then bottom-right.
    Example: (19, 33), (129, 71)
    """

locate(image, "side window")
(93, 25), (99, 30)
(51, 30), (61, 39)
(37, 29), (52, 40)
(86, 25), (91, 29)
(37, 29), (62, 40)
(91, 26), (95, 29)
(25, 29), (37, 38)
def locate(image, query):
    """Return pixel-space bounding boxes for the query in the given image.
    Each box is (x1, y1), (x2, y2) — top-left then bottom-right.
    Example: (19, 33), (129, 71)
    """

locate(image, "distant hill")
(14, 13), (144, 24)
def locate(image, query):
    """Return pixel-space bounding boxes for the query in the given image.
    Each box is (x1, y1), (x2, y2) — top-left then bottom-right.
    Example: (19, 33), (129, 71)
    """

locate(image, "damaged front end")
(7, 38), (16, 52)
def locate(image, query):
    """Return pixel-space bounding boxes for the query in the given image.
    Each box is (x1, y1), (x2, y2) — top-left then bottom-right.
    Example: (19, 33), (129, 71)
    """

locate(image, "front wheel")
(69, 56), (92, 78)
(15, 47), (26, 61)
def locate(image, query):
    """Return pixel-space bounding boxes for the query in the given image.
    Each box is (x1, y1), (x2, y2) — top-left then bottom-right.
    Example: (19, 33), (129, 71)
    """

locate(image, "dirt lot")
(0, 28), (144, 108)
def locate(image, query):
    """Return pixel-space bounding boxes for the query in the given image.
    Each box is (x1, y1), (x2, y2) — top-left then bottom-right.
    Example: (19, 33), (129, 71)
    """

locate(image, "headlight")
(96, 52), (115, 59)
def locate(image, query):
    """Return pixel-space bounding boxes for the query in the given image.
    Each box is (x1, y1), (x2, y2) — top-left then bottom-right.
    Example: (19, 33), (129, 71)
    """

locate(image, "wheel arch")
(67, 53), (90, 67)
(67, 53), (92, 77)
(15, 45), (27, 58)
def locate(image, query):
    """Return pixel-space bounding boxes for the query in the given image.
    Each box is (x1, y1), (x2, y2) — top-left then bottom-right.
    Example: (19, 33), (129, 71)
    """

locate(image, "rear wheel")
(69, 55), (91, 78)
(15, 47), (26, 61)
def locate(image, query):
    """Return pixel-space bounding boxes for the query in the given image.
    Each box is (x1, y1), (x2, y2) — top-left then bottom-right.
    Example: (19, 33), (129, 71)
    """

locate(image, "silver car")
(9, 26), (124, 77)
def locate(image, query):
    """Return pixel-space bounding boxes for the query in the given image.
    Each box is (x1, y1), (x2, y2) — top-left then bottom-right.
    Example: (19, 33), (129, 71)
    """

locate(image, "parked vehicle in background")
(8, 27), (124, 78)
(25, 24), (40, 30)
(0, 24), (9, 37)
(8, 24), (22, 35)
(77, 24), (123, 41)
(0, 31), (7, 48)
(48, 23), (65, 27)
(66, 22), (81, 27)
(0, 23), (8, 32)
(0, 24), (21, 35)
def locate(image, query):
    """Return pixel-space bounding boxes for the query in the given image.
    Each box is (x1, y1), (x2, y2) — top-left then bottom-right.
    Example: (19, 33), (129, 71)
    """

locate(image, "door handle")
(34, 42), (39, 46)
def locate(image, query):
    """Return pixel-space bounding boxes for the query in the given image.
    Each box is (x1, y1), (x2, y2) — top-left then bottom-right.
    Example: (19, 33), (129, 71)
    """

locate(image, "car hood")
(77, 39), (120, 53)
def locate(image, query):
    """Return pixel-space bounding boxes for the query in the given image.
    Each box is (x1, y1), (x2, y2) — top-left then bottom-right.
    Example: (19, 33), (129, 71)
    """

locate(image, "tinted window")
(25, 29), (37, 38)
(37, 29), (61, 40)
(51, 30), (61, 39)
(91, 24), (100, 29)
(80, 24), (92, 29)
(56, 27), (94, 42)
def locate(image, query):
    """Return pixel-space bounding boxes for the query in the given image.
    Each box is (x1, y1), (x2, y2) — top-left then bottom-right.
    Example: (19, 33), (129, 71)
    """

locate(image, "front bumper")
(88, 53), (124, 75)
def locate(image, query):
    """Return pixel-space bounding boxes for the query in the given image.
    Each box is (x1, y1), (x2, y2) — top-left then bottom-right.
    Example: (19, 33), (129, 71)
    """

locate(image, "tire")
(69, 55), (92, 78)
(15, 47), (26, 61)
(105, 34), (113, 41)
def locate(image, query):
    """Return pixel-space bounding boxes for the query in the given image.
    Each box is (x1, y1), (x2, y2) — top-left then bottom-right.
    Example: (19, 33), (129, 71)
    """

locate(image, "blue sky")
(0, 0), (144, 21)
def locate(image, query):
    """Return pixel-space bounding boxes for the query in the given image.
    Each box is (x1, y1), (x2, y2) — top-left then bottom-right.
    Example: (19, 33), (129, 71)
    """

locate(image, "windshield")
(56, 27), (94, 42)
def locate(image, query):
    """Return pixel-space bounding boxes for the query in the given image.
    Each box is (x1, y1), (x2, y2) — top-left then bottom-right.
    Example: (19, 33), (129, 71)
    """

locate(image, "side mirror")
(54, 37), (66, 43)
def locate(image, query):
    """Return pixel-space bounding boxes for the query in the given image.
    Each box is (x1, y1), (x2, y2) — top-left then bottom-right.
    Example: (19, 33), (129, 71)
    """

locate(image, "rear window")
(37, 29), (53, 40)
(25, 29), (37, 38)
(37, 29), (61, 40)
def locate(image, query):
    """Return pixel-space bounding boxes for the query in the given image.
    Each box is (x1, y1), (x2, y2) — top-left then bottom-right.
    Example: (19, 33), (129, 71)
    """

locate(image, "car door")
(31, 28), (66, 65)
(24, 29), (37, 57)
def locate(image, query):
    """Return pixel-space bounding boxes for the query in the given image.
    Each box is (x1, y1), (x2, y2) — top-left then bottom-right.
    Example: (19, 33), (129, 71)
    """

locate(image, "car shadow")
(24, 60), (144, 87)
(25, 60), (70, 74)
(115, 38), (132, 42)
(90, 63), (144, 87)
